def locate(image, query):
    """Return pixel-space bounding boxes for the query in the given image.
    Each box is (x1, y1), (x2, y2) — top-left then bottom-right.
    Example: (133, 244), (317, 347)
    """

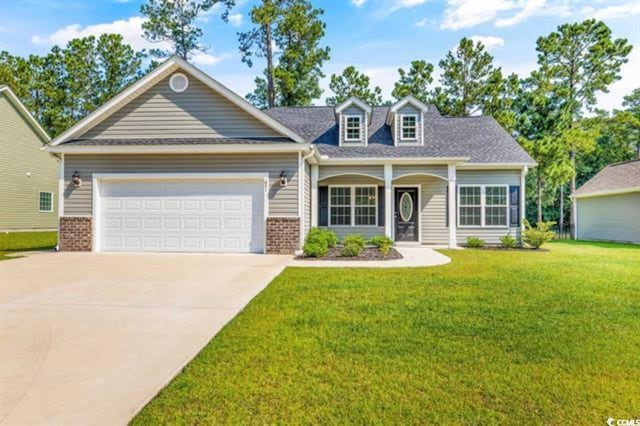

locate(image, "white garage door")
(98, 180), (264, 253)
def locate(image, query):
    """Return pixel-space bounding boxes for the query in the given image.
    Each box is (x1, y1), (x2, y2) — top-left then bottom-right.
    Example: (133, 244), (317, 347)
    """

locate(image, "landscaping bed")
(296, 246), (403, 261)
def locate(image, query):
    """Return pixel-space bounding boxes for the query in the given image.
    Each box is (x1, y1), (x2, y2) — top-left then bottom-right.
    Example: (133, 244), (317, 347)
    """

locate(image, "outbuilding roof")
(575, 159), (640, 197)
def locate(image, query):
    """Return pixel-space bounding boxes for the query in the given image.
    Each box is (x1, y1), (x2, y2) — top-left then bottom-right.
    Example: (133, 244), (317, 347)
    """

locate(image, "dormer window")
(401, 115), (418, 140)
(345, 115), (362, 141)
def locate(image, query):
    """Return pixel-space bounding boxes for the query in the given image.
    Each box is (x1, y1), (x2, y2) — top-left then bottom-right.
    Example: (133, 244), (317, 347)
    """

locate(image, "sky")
(1, 0), (638, 110)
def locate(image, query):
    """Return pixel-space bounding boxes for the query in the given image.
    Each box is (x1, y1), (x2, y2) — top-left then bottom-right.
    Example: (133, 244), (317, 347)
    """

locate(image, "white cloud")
(495, 0), (546, 27)
(228, 13), (243, 27)
(30, 16), (230, 67)
(351, 0), (367, 6)
(441, 0), (514, 30)
(597, 48), (640, 111)
(469, 35), (505, 51)
(416, 17), (430, 27)
(582, 2), (640, 20)
(389, 0), (429, 11)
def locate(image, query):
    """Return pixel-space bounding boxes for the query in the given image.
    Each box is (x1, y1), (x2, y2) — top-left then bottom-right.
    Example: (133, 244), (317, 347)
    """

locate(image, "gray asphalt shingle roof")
(264, 106), (535, 163)
(575, 159), (640, 196)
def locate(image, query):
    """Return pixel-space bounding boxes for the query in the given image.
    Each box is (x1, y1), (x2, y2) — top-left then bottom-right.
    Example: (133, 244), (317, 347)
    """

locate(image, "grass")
(0, 231), (57, 260)
(134, 240), (640, 424)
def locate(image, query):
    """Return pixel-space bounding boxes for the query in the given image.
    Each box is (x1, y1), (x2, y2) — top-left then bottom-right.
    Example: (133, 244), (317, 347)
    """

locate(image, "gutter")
(45, 144), (312, 155)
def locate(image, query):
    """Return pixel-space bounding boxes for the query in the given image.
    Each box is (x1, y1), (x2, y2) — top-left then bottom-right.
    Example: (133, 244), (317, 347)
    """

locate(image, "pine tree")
(326, 66), (383, 106)
(391, 60), (434, 103)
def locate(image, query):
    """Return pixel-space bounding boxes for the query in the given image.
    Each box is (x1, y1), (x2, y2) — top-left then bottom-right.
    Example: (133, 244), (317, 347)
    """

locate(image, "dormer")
(335, 96), (372, 147)
(386, 96), (429, 146)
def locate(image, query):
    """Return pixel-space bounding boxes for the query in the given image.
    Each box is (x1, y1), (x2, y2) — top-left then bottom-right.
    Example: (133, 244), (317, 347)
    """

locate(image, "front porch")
(310, 164), (458, 248)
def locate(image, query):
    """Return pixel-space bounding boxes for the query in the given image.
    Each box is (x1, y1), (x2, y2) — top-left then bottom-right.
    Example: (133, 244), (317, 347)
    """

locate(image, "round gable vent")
(169, 72), (189, 93)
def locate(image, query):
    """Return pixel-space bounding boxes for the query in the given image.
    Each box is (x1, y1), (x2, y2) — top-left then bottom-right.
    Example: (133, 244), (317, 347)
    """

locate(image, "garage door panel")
(99, 180), (264, 253)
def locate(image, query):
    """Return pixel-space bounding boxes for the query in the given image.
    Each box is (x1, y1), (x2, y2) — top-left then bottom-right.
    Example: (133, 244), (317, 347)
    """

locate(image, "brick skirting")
(59, 217), (92, 252)
(266, 217), (300, 254)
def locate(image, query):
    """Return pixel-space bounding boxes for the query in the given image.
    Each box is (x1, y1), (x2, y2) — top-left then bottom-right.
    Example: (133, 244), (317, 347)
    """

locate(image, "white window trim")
(457, 184), (509, 228)
(399, 114), (419, 141)
(39, 191), (54, 213)
(344, 115), (363, 142)
(328, 184), (378, 227)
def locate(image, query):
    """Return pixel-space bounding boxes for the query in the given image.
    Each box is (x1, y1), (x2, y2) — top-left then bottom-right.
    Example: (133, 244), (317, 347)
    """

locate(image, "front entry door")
(394, 188), (418, 242)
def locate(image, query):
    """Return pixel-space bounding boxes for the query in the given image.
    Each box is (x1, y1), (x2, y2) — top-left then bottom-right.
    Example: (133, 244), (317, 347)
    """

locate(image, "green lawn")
(0, 231), (57, 260)
(134, 241), (640, 424)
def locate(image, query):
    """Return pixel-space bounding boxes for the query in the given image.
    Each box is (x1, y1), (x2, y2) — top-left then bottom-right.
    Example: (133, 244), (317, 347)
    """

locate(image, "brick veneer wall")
(266, 217), (300, 254)
(59, 217), (92, 251)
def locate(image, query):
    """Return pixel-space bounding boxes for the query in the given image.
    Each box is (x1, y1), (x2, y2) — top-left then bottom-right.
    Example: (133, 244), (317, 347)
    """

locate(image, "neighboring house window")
(329, 185), (377, 226)
(485, 186), (508, 226)
(39, 191), (53, 212)
(345, 116), (362, 141)
(458, 185), (509, 227)
(400, 115), (418, 140)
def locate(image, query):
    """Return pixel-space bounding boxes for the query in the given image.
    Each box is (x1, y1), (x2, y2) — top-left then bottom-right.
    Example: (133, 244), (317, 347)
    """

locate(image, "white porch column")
(448, 164), (457, 248)
(384, 164), (393, 238)
(311, 164), (319, 227)
(521, 166), (527, 232)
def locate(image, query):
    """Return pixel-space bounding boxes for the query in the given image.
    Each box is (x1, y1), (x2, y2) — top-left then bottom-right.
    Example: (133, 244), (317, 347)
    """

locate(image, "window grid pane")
(39, 192), (52, 212)
(459, 186), (481, 206)
(460, 206), (481, 226)
(485, 186), (507, 226)
(345, 116), (361, 140)
(330, 187), (351, 226)
(401, 116), (417, 139)
(355, 187), (376, 226)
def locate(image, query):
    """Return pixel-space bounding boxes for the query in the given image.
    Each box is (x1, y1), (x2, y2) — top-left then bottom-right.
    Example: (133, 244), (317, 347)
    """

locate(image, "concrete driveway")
(0, 252), (290, 425)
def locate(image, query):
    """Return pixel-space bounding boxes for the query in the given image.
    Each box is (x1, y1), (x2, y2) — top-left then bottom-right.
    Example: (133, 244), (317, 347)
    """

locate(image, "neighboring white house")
(575, 159), (640, 244)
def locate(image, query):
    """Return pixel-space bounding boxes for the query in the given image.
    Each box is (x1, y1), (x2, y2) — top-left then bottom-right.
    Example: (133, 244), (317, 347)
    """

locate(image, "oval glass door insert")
(399, 192), (413, 222)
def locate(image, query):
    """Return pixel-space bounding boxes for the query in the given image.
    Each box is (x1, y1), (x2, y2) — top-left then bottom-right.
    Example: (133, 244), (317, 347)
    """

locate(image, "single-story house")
(1, 85), (58, 232)
(575, 159), (640, 244)
(45, 56), (535, 254)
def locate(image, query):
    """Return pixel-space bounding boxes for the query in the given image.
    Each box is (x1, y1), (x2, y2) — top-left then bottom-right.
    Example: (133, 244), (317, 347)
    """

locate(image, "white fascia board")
(93, 172), (269, 181)
(574, 187), (640, 199)
(334, 96), (372, 115)
(0, 86), (50, 142)
(457, 162), (537, 170)
(45, 143), (311, 154)
(317, 157), (470, 165)
(49, 56), (306, 146)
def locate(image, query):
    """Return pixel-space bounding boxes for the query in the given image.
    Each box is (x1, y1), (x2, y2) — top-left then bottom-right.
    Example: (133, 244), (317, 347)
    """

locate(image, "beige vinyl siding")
(81, 75), (282, 139)
(394, 175), (448, 245)
(63, 154), (298, 217)
(319, 165), (384, 181)
(340, 106), (366, 146)
(577, 193), (640, 243)
(395, 105), (422, 145)
(456, 169), (521, 245)
(393, 165), (448, 180)
(304, 161), (311, 238)
(0, 93), (58, 231)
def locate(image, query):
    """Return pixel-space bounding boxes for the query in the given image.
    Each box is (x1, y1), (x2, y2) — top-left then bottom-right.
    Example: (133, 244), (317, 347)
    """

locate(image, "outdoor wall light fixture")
(72, 171), (82, 187)
(279, 170), (288, 187)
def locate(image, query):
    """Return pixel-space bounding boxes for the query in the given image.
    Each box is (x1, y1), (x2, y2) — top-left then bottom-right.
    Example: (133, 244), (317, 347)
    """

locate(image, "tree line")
(0, 0), (637, 237)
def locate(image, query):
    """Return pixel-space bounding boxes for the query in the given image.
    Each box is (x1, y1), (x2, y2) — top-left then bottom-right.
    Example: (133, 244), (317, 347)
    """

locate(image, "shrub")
(499, 234), (517, 249)
(466, 236), (485, 248)
(302, 241), (328, 258)
(302, 228), (338, 257)
(522, 219), (556, 249)
(341, 242), (363, 257)
(343, 234), (366, 250)
(369, 235), (394, 256)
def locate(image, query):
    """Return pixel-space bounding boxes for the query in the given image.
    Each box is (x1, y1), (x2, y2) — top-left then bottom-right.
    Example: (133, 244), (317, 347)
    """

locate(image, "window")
(401, 114), (418, 140)
(457, 185), (509, 227)
(345, 116), (362, 141)
(329, 186), (377, 226)
(458, 186), (481, 226)
(485, 186), (508, 226)
(39, 191), (53, 212)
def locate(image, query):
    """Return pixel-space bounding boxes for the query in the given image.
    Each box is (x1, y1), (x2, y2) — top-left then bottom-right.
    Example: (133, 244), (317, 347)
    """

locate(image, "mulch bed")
(295, 247), (403, 261)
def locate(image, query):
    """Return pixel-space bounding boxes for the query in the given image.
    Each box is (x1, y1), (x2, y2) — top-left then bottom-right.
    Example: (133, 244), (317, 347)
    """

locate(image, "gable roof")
(575, 159), (640, 198)
(264, 106), (535, 164)
(334, 96), (372, 115)
(0, 85), (50, 143)
(48, 56), (305, 146)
